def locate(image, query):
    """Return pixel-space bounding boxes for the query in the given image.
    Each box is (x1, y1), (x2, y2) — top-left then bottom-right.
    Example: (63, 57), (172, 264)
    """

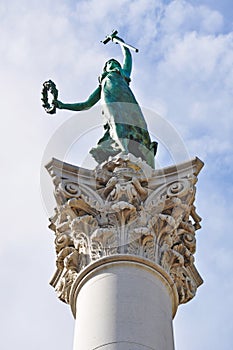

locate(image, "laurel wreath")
(41, 80), (58, 114)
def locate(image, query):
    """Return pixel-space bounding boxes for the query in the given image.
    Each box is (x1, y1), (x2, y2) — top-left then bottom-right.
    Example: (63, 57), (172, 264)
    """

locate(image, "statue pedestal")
(46, 153), (204, 350)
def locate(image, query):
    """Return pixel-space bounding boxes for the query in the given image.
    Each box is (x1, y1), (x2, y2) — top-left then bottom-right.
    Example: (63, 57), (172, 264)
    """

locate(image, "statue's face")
(105, 60), (121, 72)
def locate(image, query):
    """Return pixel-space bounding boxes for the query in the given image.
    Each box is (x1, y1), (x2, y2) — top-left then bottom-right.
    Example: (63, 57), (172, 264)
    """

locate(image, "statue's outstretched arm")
(56, 86), (101, 111)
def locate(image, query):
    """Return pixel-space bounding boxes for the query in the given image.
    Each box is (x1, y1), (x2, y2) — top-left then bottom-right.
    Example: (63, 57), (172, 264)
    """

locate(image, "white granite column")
(71, 259), (177, 350)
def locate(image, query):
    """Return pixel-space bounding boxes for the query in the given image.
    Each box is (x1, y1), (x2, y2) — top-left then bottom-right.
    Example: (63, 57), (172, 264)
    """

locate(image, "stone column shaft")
(73, 260), (175, 350)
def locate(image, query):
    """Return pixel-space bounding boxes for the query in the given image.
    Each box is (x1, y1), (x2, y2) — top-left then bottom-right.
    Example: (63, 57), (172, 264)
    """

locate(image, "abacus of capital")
(46, 153), (203, 350)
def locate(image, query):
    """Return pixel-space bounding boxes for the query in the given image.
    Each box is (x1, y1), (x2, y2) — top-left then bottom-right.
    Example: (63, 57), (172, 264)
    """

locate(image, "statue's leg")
(114, 123), (130, 153)
(89, 123), (122, 164)
(119, 124), (157, 168)
(96, 123), (111, 145)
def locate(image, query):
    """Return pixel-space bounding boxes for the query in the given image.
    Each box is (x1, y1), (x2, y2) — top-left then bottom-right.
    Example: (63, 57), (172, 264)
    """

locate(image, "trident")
(101, 30), (139, 53)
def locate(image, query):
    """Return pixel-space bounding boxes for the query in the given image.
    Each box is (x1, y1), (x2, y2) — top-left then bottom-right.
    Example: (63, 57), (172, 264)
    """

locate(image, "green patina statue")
(42, 31), (157, 168)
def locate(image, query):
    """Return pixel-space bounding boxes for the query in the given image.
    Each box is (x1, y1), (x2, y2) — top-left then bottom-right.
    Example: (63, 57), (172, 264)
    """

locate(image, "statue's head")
(103, 59), (121, 72)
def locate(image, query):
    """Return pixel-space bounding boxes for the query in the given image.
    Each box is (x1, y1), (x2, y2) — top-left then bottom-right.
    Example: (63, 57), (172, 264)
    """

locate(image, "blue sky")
(1, 1), (233, 349)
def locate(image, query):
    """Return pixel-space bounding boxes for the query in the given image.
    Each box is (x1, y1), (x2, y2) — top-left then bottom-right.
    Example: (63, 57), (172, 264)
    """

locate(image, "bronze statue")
(42, 31), (157, 168)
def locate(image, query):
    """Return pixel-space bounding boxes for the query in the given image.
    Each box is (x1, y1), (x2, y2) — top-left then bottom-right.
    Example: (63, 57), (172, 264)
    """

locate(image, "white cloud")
(143, 27), (233, 164)
(161, 0), (223, 34)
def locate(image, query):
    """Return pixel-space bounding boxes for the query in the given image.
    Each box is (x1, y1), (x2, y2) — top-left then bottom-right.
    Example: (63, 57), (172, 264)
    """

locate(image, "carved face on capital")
(104, 59), (121, 72)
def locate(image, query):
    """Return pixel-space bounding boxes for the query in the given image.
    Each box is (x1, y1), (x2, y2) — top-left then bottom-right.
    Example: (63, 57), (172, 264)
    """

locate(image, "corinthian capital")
(46, 153), (204, 307)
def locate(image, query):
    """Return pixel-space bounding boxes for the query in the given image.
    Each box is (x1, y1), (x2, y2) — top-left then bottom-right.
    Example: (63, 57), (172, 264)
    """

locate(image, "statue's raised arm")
(104, 32), (133, 79)
(42, 31), (157, 168)
(121, 39), (132, 78)
(115, 35), (132, 80)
